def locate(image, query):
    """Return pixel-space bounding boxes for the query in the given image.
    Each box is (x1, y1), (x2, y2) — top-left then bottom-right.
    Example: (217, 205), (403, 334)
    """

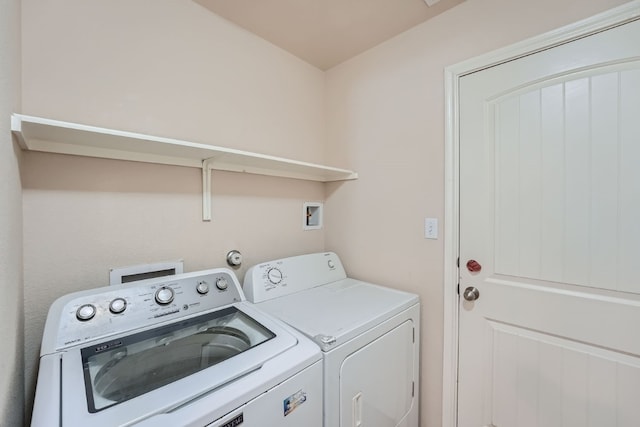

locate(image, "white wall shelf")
(11, 114), (358, 220)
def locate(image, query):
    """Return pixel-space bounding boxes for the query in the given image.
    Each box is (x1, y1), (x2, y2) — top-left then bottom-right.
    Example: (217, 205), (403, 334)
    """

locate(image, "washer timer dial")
(267, 268), (283, 285)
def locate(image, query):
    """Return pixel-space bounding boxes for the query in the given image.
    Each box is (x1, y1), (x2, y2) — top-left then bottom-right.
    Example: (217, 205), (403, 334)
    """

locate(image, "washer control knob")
(196, 281), (210, 295)
(109, 298), (127, 314)
(76, 304), (96, 321)
(215, 277), (228, 291)
(267, 268), (283, 284)
(155, 287), (175, 305)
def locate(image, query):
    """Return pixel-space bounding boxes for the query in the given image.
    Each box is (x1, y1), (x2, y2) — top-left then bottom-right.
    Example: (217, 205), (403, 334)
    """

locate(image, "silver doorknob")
(463, 286), (480, 301)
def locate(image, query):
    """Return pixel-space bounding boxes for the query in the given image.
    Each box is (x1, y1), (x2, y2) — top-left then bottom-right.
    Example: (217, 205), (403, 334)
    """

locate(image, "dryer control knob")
(155, 287), (175, 305)
(76, 304), (96, 321)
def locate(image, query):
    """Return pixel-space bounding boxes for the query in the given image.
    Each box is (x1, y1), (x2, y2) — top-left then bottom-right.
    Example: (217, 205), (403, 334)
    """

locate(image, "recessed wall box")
(303, 202), (323, 230)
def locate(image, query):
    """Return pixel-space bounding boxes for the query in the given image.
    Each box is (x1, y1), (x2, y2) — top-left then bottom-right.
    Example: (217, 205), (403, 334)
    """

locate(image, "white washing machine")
(244, 252), (420, 427)
(31, 267), (323, 427)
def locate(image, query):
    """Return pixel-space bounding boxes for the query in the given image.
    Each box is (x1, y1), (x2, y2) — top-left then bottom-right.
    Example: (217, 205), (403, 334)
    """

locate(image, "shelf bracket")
(202, 158), (216, 221)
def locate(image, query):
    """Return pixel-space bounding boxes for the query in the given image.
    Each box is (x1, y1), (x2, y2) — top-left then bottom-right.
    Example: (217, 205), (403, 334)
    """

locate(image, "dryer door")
(340, 320), (416, 427)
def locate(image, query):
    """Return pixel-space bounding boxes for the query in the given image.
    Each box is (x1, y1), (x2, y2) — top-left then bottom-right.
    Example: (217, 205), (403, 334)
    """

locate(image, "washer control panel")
(44, 268), (243, 352)
(243, 252), (347, 303)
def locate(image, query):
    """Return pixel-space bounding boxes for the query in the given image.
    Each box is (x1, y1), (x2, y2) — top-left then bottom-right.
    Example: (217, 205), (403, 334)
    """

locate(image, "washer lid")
(256, 278), (419, 350)
(81, 305), (280, 413)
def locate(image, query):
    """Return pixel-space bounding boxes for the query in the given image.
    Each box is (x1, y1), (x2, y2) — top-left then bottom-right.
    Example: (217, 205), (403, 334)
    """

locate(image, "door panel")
(458, 17), (640, 427)
(493, 66), (640, 292)
(489, 322), (640, 427)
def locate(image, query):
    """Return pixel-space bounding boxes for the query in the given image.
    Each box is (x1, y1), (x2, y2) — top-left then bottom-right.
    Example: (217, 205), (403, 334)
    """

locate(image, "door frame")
(442, 2), (640, 425)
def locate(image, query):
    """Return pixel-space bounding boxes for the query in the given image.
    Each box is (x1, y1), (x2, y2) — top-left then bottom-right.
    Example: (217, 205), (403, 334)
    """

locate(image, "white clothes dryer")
(244, 252), (420, 427)
(31, 268), (323, 427)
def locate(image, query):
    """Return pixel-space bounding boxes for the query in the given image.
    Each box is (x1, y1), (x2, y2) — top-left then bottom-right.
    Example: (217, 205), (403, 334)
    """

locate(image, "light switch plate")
(425, 218), (438, 239)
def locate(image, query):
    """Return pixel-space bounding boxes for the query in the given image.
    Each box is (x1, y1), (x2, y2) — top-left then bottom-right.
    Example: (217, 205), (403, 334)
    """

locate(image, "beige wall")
(0, 0), (23, 425)
(324, 0), (630, 426)
(21, 0), (330, 420)
(22, 0), (326, 162)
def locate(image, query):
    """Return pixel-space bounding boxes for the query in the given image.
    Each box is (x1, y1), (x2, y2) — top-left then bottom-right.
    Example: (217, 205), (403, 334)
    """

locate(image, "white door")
(458, 17), (640, 427)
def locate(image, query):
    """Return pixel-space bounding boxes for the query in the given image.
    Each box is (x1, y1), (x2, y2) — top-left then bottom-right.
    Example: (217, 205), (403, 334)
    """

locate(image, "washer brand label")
(219, 413), (243, 427)
(283, 390), (307, 416)
(93, 340), (122, 354)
